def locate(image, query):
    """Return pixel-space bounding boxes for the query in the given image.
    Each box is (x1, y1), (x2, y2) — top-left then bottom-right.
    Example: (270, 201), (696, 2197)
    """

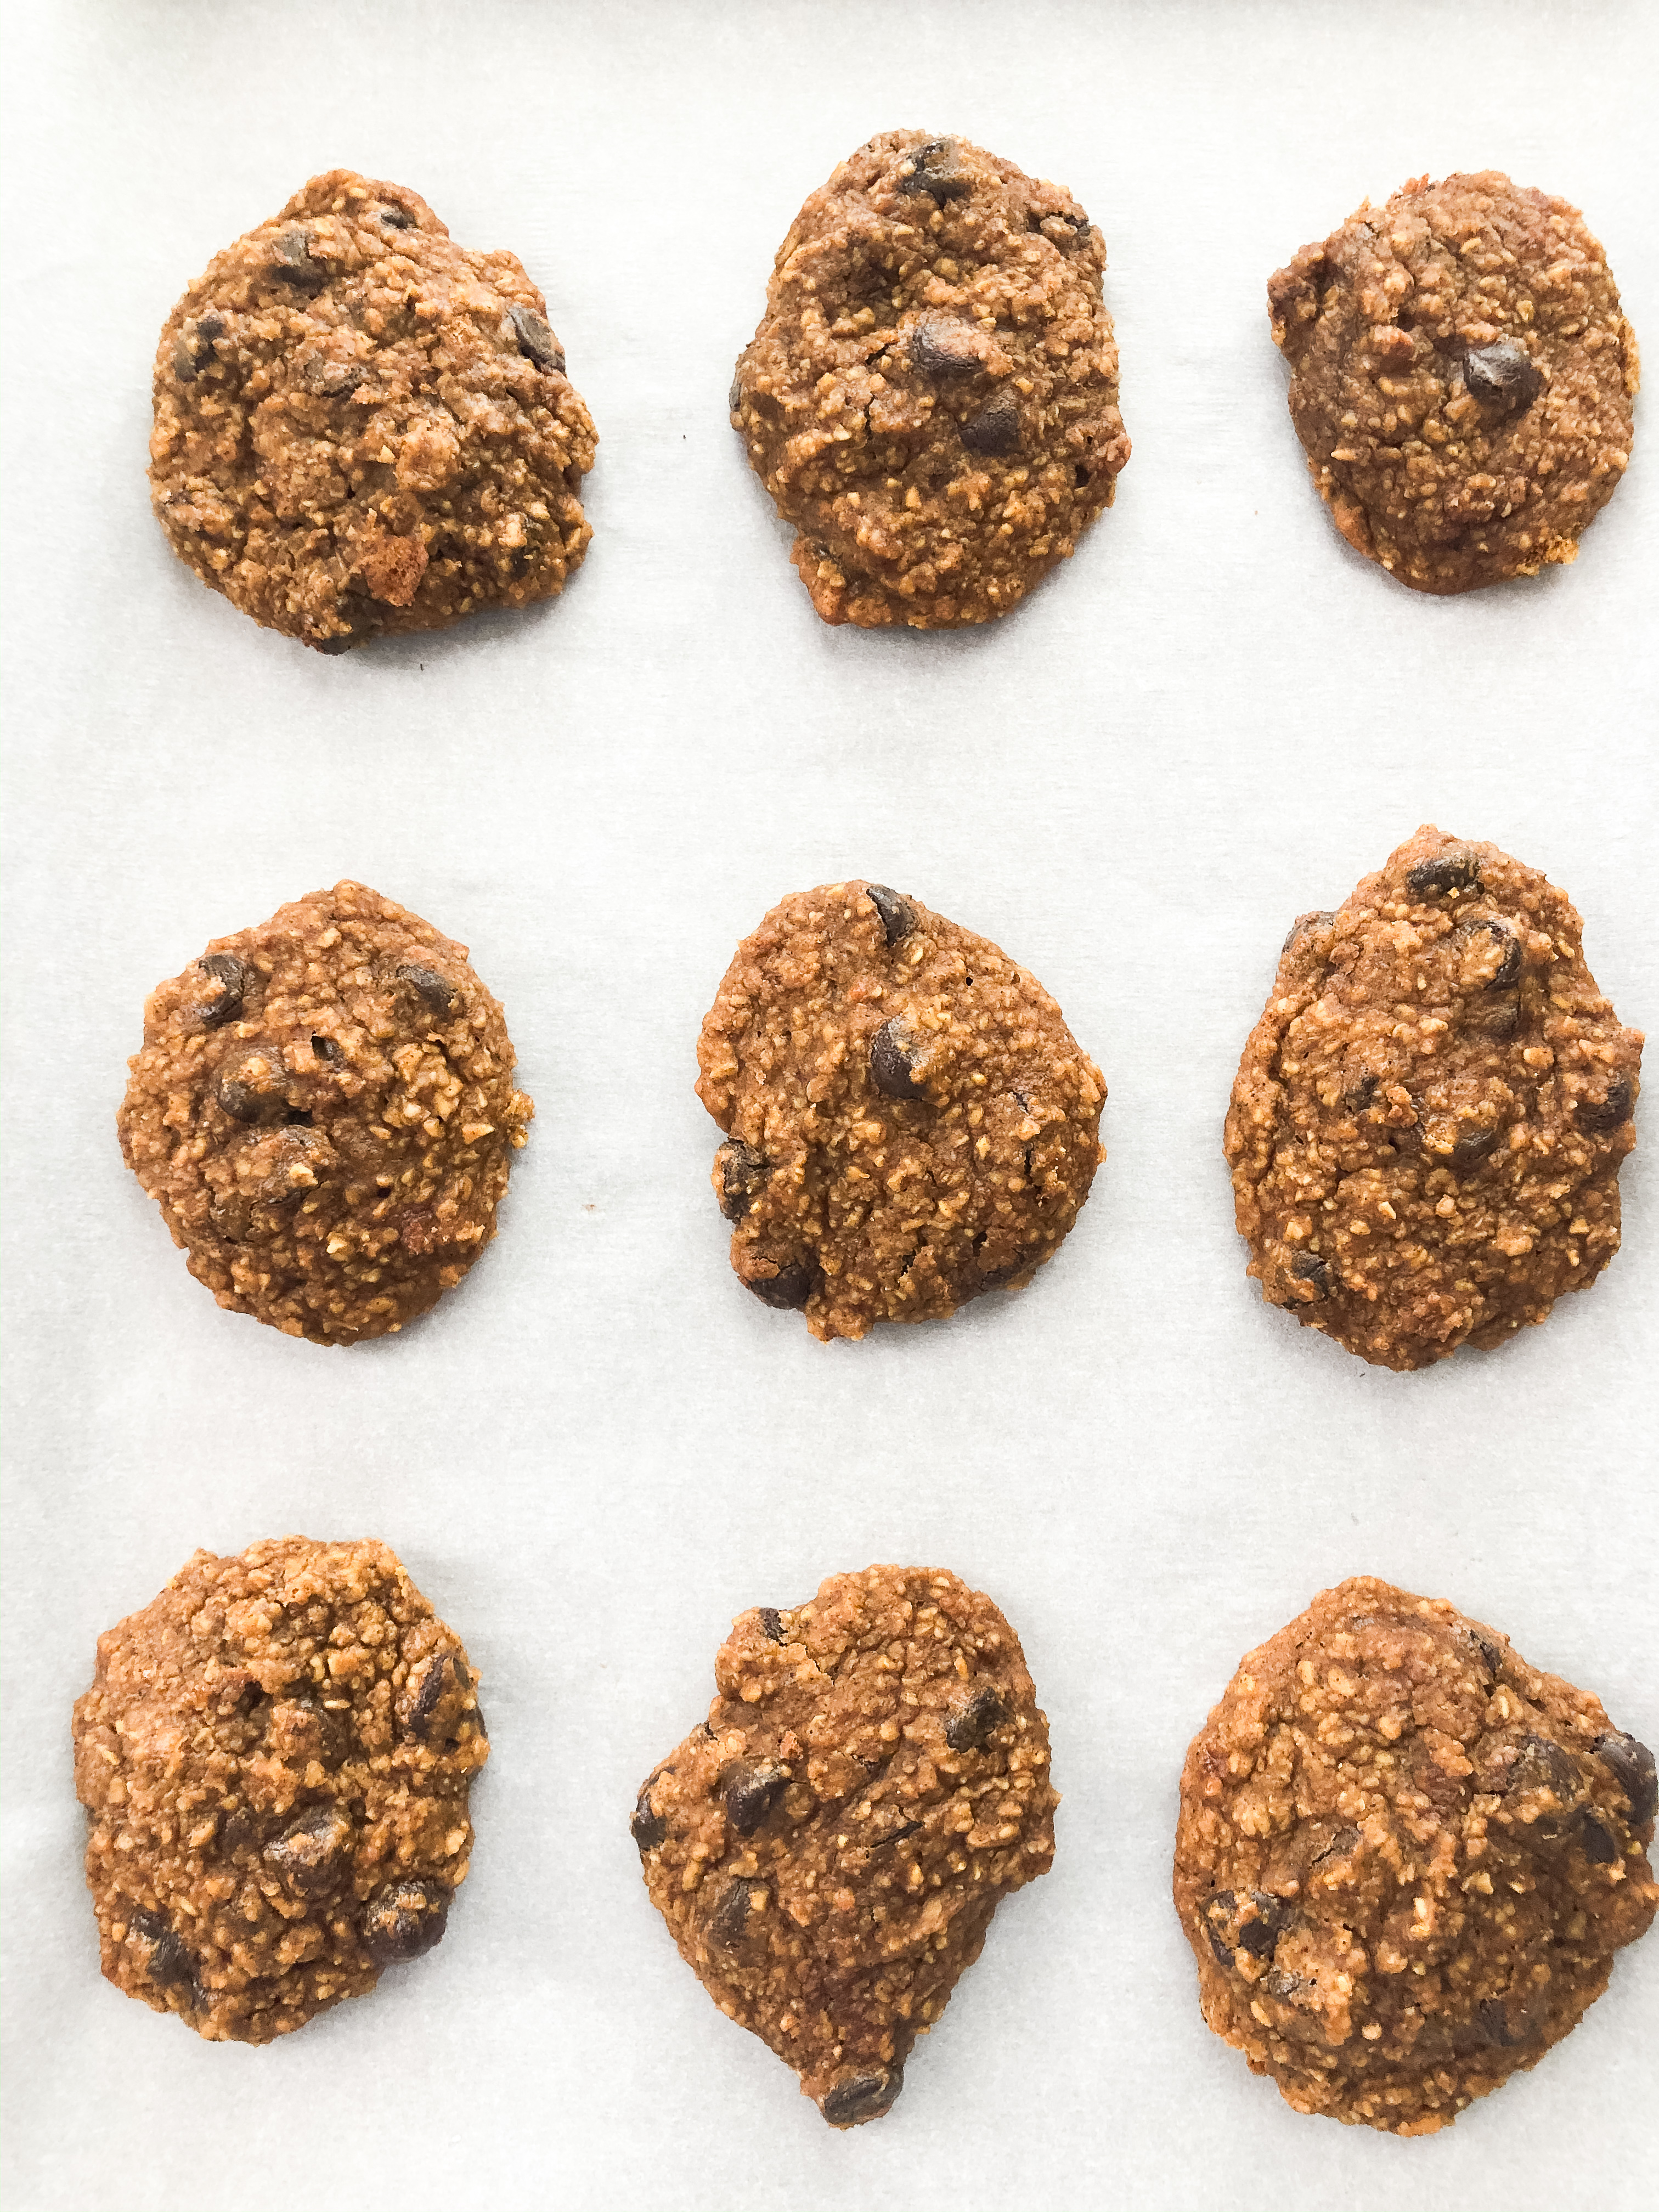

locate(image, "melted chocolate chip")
(870, 1018), (924, 1101)
(218, 1046), (289, 1124)
(1289, 1251), (1331, 1300)
(1477, 1996), (1527, 2048)
(896, 138), (968, 204)
(1464, 916), (1523, 991)
(707, 1878), (753, 1949)
(508, 304), (565, 374)
(758, 1607), (785, 1643)
(403, 1654), (453, 1739)
(715, 1139), (769, 1222)
(379, 205), (412, 230)
(1464, 340), (1543, 415)
(264, 1803), (354, 1899)
(1205, 1888), (1288, 1963)
(945, 1685), (1006, 1753)
(820, 2066), (903, 2126)
(1579, 1812), (1619, 1864)
(194, 952), (249, 1028)
(311, 1032), (341, 1064)
(1407, 850), (1481, 901)
(1460, 1627), (1504, 1678)
(362, 1877), (449, 1966)
(911, 316), (983, 379)
(1576, 1075), (1634, 1135)
(395, 963), (458, 1019)
(1449, 1126), (1499, 1175)
(1503, 1733), (1579, 1802)
(1597, 1732), (1656, 1825)
(865, 883), (915, 945)
(747, 1259), (817, 1311)
(270, 225), (326, 290)
(630, 1780), (667, 1853)
(961, 397), (1020, 456)
(128, 1905), (193, 1988)
(723, 1761), (786, 1835)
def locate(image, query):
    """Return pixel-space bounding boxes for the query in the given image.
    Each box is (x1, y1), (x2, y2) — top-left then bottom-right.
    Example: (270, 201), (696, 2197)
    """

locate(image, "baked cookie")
(1175, 1577), (1657, 2135)
(1269, 171), (1638, 593)
(1225, 825), (1640, 1370)
(730, 131), (1129, 627)
(118, 881), (533, 1344)
(73, 1537), (488, 2044)
(631, 1565), (1057, 2126)
(696, 881), (1104, 1340)
(150, 168), (596, 650)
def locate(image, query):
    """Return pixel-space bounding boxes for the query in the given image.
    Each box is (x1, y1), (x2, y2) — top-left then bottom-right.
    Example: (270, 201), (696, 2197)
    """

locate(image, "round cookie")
(1174, 1577), (1657, 2135)
(1225, 825), (1641, 1370)
(118, 881), (533, 1344)
(150, 168), (596, 650)
(695, 881), (1105, 1340)
(1268, 171), (1638, 593)
(730, 131), (1130, 628)
(73, 1537), (489, 2044)
(630, 1565), (1058, 2126)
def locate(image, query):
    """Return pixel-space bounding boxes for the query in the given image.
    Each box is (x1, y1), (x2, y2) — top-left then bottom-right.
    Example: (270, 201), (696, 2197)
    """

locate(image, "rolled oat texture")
(696, 879), (1105, 1340)
(1225, 824), (1640, 1370)
(73, 1537), (489, 2043)
(117, 880), (533, 1344)
(731, 130), (1130, 627)
(1269, 171), (1638, 593)
(1174, 1578), (1657, 2134)
(631, 1565), (1058, 2126)
(150, 168), (596, 649)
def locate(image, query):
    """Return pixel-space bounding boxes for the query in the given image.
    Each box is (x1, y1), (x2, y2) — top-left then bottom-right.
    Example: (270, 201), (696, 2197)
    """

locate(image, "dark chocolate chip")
(270, 225), (326, 290)
(395, 963), (459, 1019)
(1504, 1733), (1579, 1801)
(264, 1803), (354, 1899)
(896, 136), (968, 204)
(128, 1905), (193, 1988)
(630, 1780), (667, 1853)
(865, 883), (916, 945)
(758, 1607), (785, 1643)
(723, 1762), (786, 1836)
(961, 397), (1020, 456)
(1477, 1996), (1527, 2048)
(1482, 995), (1522, 1042)
(362, 1877), (449, 1966)
(910, 315), (983, 378)
(379, 205), (412, 230)
(870, 1018), (924, 1101)
(311, 1033), (341, 1064)
(194, 952), (249, 1028)
(1450, 1126), (1499, 1175)
(1576, 1075), (1634, 1135)
(820, 2066), (903, 2127)
(218, 1046), (289, 1124)
(1202, 1892), (1237, 1965)
(1597, 1732), (1657, 1825)
(1579, 1812), (1619, 1864)
(404, 1654), (453, 1739)
(1282, 910), (1336, 956)
(1074, 462), (1091, 487)
(728, 373), (744, 413)
(508, 303), (565, 374)
(1203, 1888), (1287, 1962)
(314, 635), (359, 656)
(707, 1878), (753, 1949)
(1460, 1627), (1503, 1678)
(945, 1685), (1006, 1753)
(747, 1259), (817, 1311)
(715, 1138), (769, 1222)
(1464, 340), (1543, 415)
(1464, 917), (1523, 991)
(1289, 1251), (1331, 1300)
(1237, 1892), (1288, 1958)
(198, 311), (225, 346)
(1407, 850), (1481, 901)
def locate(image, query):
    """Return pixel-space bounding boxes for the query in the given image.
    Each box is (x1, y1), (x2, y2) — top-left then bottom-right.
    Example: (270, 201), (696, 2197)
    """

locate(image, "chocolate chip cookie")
(1175, 1578), (1657, 2135)
(1269, 171), (1638, 592)
(631, 1565), (1057, 2126)
(150, 169), (596, 650)
(1225, 825), (1641, 1370)
(730, 131), (1130, 628)
(696, 881), (1105, 1339)
(118, 881), (533, 1344)
(73, 1537), (488, 2043)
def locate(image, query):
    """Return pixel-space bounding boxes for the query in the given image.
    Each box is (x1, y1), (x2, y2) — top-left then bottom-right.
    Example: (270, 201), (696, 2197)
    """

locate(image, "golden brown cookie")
(696, 881), (1105, 1340)
(631, 1565), (1058, 2126)
(118, 881), (533, 1344)
(1224, 825), (1641, 1370)
(731, 131), (1129, 627)
(150, 169), (596, 650)
(1174, 1578), (1657, 2134)
(74, 1537), (489, 2044)
(1269, 172), (1638, 592)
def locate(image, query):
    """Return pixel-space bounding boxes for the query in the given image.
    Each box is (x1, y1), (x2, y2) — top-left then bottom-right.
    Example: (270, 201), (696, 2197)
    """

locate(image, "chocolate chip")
(896, 137), (968, 204)
(362, 1877), (449, 1966)
(820, 2066), (903, 2127)
(172, 315), (225, 383)
(1597, 1733), (1656, 1825)
(193, 952), (249, 1028)
(1460, 1627), (1503, 1678)
(508, 303), (565, 374)
(1482, 995), (1522, 1042)
(1238, 1893), (1289, 1957)
(630, 1780), (667, 1853)
(1504, 1733), (1579, 1801)
(961, 397), (1020, 456)
(1310, 1824), (1362, 1868)
(910, 315), (983, 378)
(1576, 1075), (1633, 1135)
(379, 205), (412, 230)
(199, 311), (225, 346)
(1407, 849), (1481, 901)
(311, 1033), (341, 1064)
(723, 1762), (786, 1835)
(1074, 462), (1091, 487)
(1464, 340), (1543, 415)
(264, 1803), (355, 1899)
(707, 1878), (753, 1949)
(1449, 1126), (1499, 1175)
(128, 1905), (193, 1988)
(728, 373), (744, 413)
(1580, 1813), (1619, 1864)
(403, 1654), (453, 1739)
(315, 635), (359, 656)
(270, 225), (326, 290)
(870, 1018), (924, 1101)
(873, 1818), (923, 1850)
(1463, 917), (1523, 991)
(758, 1607), (785, 1643)
(1289, 1251), (1331, 1300)
(945, 1685), (1006, 1753)
(302, 356), (365, 399)
(747, 1257), (817, 1310)
(715, 1139), (769, 1222)
(395, 963), (458, 1019)
(1282, 910), (1336, 955)
(865, 883), (915, 945)
(219, 1046), (288, 1123)
(1343, 1073), (1380, 1113)
(1477, 1996), (1527, 2047)
(1202, 1893), (1237, 1965)
(1202, 1888), (1288, 1962)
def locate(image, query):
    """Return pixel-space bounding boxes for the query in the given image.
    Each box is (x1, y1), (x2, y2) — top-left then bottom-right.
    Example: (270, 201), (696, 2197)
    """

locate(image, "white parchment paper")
(2, 3), (1655, 2207)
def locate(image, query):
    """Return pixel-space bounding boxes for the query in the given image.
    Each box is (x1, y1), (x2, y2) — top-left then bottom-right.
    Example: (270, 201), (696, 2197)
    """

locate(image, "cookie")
(1174, 1578), (1657, 2135)
(1268, 171), (1638, 593)
(72, 1537), (489, 2044)
(117, 881), (533, 1344)
(150, 169), (596, 650)
(1225, 825), (1640, 1370)
(695, 881), (1104, 1340)
(631, 1565), (1057, 2126)
(730, 131), (1130, 628)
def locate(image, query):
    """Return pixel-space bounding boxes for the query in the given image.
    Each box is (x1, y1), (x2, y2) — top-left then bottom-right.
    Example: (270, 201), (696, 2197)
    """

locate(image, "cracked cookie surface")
(1174, 1577), (1657, 2134)
(118, 880), (533, 1344)
(150, 168), (596, 649)
(731, 130), (1129, 627)
(696, 880), (1104, 1340)
(1224, 825), (1640, 1370)
(73, 1537), (488, 2043)
(632, 1565), (1058, 2126)
(1269, 171), (1638, 593)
